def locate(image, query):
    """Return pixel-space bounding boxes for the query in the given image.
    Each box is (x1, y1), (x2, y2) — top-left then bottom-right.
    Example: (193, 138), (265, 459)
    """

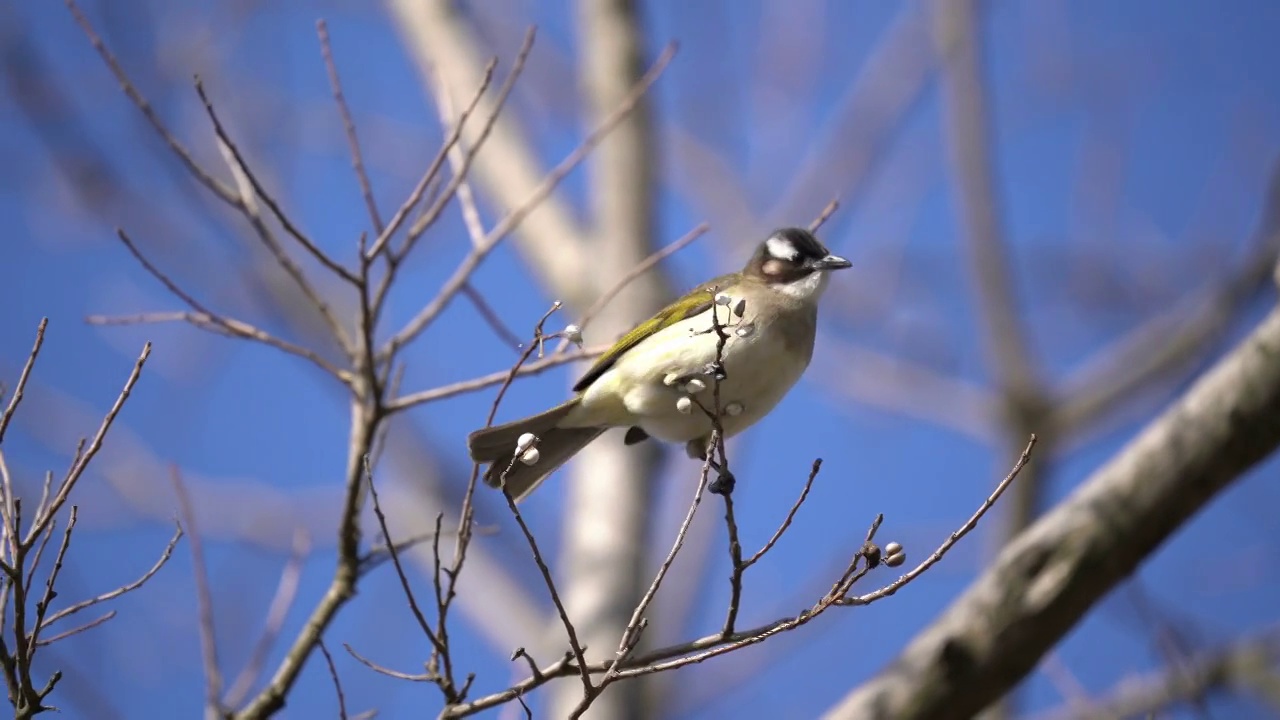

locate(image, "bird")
(466, 227), (851, 501)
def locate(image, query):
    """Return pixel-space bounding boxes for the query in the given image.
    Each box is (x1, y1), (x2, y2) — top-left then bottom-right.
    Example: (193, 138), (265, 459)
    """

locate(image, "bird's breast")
(572, 301), (816, 442)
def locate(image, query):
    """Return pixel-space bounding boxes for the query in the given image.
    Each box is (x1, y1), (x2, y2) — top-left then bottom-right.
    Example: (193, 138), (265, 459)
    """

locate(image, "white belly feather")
(570, 303), (812, 442)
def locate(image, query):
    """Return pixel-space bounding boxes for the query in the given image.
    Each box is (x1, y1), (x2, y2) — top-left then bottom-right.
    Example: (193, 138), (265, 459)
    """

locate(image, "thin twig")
(62, 0), (240, 206)
(29, 341), (150, 544)
(839, 434), (1036, 605)
(40, 522), (183, 629)
(223, 529), (310, 709)
(170, 467), (225, 719)
(318, 19), (383, 234)
(27, 507), (77, 658)
(365, 48), (501, 260)
(0, 318), (46, 445)
(318, 641), (349, 720)
(35, 611), (116, 647)
(399, 30), (539, 253)
(439, 435), (1036, 718)
(590, 440), (716, 709)
(499, 486), (593, 697)
(362, 458), (453, 693)
(86, 311), (353, 385)
(808, 199), (840, 233)
(460, 283), (524, 349)
(343, 643), (435, 682)
(384, 42), (678, 357)
(387, 344), (604, 413)
(554, 222), (710, 354)
(193, 79), (358, 286)
(744, 459), (822, 568)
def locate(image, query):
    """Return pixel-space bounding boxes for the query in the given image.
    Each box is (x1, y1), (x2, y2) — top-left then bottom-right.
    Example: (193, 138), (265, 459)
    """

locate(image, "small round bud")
(676, 396), (693, 414)
(884, 542), (906, 568)
(519, 447), (541, 465)
(724, 401), (743, 416)
(663, 372), (682, 387)
(732, 297), (747, 318)
(562, 324), (583, 346)
(684, 378), (706, 394)
(715, 292), (733, 306)
(515, 432), (538, 455)
(863, 542), (882, 567)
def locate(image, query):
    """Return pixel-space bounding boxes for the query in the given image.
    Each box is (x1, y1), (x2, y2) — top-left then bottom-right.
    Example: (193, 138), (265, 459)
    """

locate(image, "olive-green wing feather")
(572, 273), (732, 393)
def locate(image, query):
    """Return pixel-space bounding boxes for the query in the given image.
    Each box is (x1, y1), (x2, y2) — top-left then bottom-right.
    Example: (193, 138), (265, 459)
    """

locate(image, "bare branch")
(62, 0), (241, 206)
(193, 79), (358, 286)
(1034, 631), (1280, 720)
(170, 467), (225, 720)
(86, 311), (353, 386)
(223, 530), (309, 709)
(1056, 162), (1280, 435)
(557, 222), (710, 350)
(384, 43), (677, 356)
(744, 458), (822, 568)
(317, 19), (383, 234)
(839, 436), (1035, 606)
(318, 641), (349, 720)
(39, 522), (183, 629)
(361, 458), (451, 687)
(34, 611), (115, 648)
(30, 340), (150, 544)
(386, 344), (604, 412)
(365, 49), (500, 260)
(0, 318), (46, 446)
(822, 306), (1280, 720)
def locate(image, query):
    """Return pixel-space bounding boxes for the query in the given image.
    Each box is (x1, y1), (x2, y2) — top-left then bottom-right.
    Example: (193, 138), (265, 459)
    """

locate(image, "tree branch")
(822, 304), (1280, 720)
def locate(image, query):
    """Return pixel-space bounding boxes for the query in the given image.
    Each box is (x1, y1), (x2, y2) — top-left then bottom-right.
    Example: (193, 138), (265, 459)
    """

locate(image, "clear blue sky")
(2, 1), (1279, 718)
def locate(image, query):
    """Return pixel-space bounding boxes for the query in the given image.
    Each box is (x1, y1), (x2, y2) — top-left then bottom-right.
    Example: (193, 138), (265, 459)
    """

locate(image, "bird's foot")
(707, 458), (736, 495)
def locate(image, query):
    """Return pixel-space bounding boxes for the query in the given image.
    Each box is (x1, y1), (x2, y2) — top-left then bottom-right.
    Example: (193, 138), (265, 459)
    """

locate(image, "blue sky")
(2, 1), (1280, 718)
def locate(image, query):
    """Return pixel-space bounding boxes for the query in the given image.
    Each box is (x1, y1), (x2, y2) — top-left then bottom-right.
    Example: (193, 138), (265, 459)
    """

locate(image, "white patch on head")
(775, 268), (830, 301)
(765, 235), (800, 262)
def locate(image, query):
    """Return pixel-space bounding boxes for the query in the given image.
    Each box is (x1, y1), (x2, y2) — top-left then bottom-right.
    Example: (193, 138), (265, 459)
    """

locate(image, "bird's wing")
(571, 273), (732, 393)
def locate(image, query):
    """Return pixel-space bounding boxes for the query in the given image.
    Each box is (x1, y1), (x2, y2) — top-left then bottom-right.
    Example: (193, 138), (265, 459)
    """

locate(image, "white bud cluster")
(883, 541), (905, 567)
(562, 324), (583, 347)
(515, 432), (541, 465)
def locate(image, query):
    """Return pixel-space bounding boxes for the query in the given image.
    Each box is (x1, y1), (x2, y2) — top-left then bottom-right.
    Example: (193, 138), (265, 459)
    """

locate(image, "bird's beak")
(811, 254), (852, 271)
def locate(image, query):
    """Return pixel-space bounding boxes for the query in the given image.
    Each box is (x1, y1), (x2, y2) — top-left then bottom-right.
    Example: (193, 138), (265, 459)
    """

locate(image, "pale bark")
(823, 304), (1280, 720)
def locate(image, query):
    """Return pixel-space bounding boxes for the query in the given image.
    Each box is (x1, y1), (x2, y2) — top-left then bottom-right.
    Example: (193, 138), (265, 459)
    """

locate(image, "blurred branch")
(388, 0), (593, 308)
(222, 530), (310, 709)
(63, 0), (240, 207)
(382, 43), (676, 358)
(85, 310), (352, 386)
(934, 0), (1049, 601)
(1034, 630), (1280, 720)
(317, 19), (383, 235)
(170, 468), (225, 720)
(1056, 162), (1280, 434)
(816, 339), (999, 443)
(822, 303), (1280, 720)
(551, 1), (669, 716)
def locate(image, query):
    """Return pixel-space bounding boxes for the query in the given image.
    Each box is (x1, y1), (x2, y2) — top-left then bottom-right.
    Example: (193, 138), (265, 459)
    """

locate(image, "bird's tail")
(466, 399), (604, 502)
